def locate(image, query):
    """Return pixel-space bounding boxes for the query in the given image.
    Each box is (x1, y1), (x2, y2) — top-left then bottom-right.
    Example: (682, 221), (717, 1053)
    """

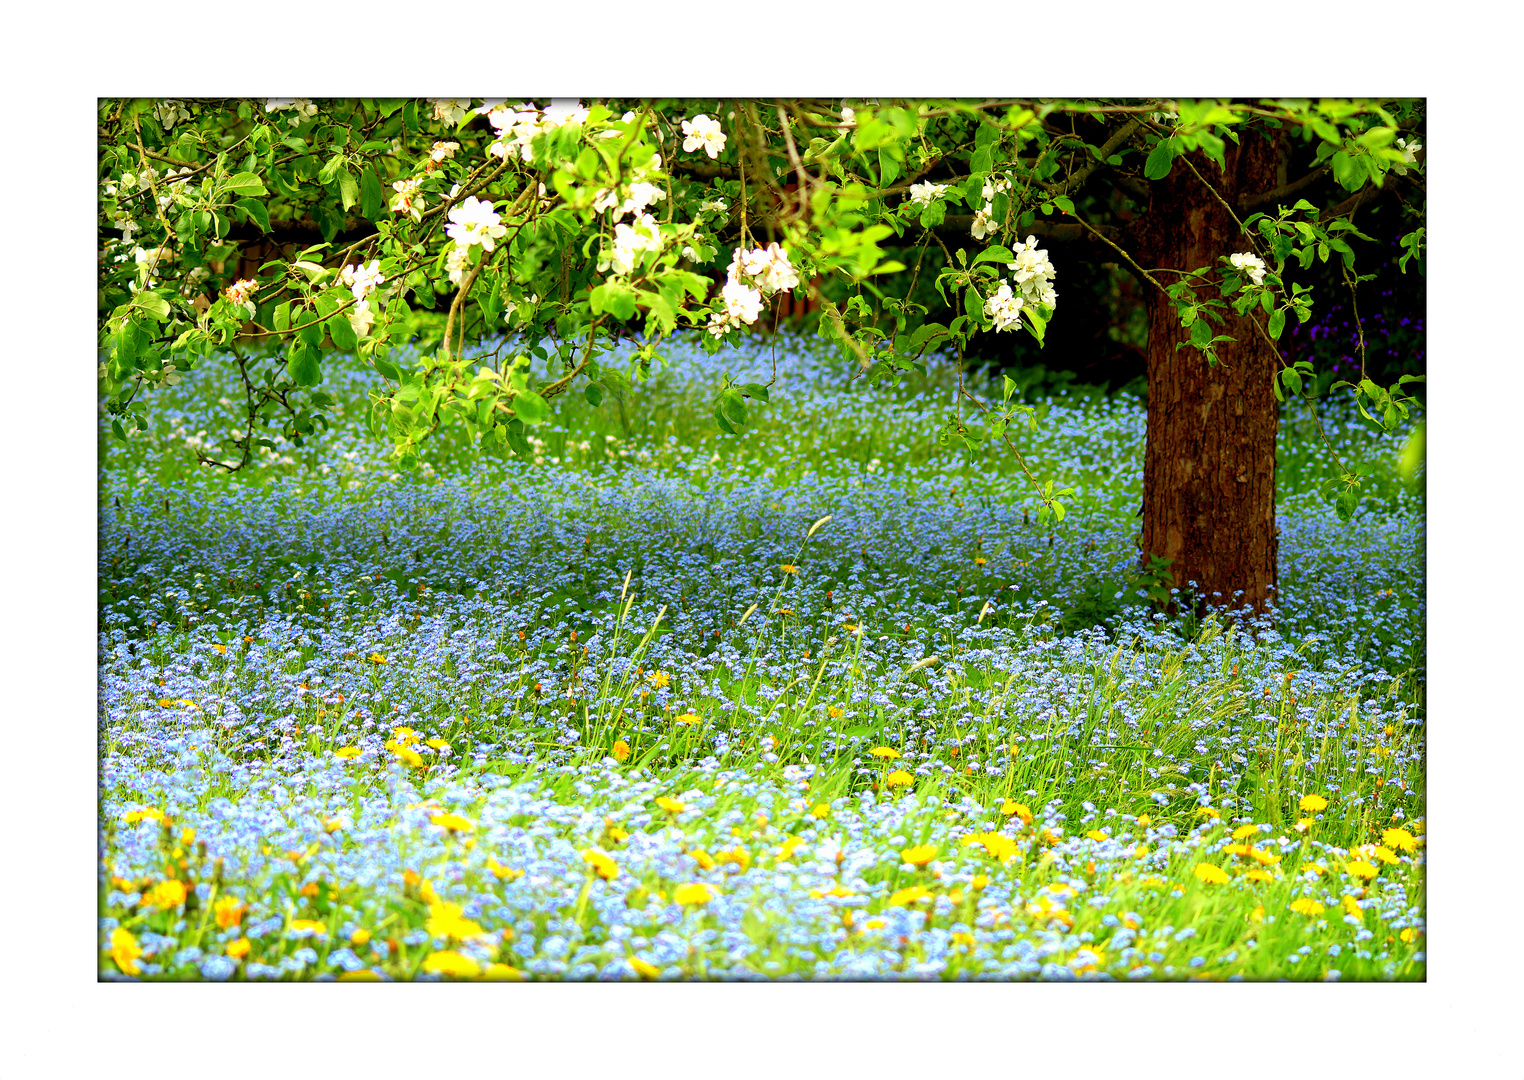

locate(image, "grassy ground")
(97, 330), (1425, 981)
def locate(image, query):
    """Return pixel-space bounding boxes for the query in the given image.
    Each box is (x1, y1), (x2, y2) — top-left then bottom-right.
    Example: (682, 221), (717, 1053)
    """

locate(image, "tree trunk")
(1136, 134), (1281, 614)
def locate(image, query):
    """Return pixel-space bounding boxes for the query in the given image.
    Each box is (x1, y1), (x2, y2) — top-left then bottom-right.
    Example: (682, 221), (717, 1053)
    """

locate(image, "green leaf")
(235, 198), (269, 232)
(1144, 139), (1176, 180)
(1268, 308), (1286, 339)
(719, 387), (748, 427)
(131, 292), (170, 321)
(224, 172), (268, 196)
(360, 168), (383, 220)
(287, 343), (321, 386)
(738, 382), (770, 402)
(111, 418), (127, 442)
(338, 168), (359, 212)
(274, 302), (291, 332)
(583, 383), (604, 407)
(1190, 318), (1213, 348)
(512, 389), (549, 426)
(326, 311), (357, 350)
(372, 355), (400, 381)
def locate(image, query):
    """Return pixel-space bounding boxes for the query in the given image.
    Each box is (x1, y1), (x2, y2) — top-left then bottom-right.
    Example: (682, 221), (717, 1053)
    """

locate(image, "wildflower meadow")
(98, 333), (1428, 985)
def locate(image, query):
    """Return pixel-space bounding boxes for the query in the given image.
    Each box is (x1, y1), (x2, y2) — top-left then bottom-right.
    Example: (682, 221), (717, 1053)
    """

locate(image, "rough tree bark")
(1135, 131), (1282, 615)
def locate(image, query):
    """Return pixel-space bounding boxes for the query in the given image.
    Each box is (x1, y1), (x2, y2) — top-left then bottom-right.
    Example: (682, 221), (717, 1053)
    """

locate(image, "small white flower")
(445, 246), (472, 286)
(445, 197), (508, 252)
(1228, 251), (1267, 286)
(971, 208), (996, 240)
(1392, 137), (1423, 176)
(1006, 235), (1059, 308)
(428, 141), (460, 164)
(223, 278), (258, 318)
(721, 277), (764, 324)
(681, 114), (727, 159)
(840, 106), (856, 127)
(155, 100), (191, 129)
(340, 260), (385, 300)
(348, 298), (375, 337)
(390, 177), (425, 222)
(908, 182), (949, 208)
(985, 281), (1025, 332)
(429, 99), (472, 126)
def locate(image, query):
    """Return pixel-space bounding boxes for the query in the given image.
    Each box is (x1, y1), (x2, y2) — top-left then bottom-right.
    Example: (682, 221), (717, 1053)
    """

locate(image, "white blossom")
(1392, 137), (1423, 176)
(428, 141), (460, 164)
(971, 208), (996, 240)
(600, 212), (664, 276)
(1228, 251), (1266, 287)
(1007, 235), (1059, 308)
(155, 100), (191, 129)
(445, 246), (472, 286)
(348, 297), (375, 337)
(728, 243), (798, 295)
(721, 277), (764, 324)
(391, 177), (425, 222)
(429, 99), (472, 126)
(445, 197), (508, 251)
(265, 98), (317, 127)
(908, 182), (949, 208)
(985, 281), (1025, 332)
(340, 260), (384, 300)
(840, 106), (856, 127)
(224, 278), (258, 318)
(681, 114), (727, 159)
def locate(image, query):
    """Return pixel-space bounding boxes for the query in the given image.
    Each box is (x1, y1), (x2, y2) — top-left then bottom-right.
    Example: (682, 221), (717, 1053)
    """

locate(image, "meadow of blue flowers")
(97, 332), (1425, 981)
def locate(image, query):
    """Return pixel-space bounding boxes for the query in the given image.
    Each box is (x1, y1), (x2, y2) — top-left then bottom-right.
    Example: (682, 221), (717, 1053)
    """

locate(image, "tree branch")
(1239, 164), (1331, 212)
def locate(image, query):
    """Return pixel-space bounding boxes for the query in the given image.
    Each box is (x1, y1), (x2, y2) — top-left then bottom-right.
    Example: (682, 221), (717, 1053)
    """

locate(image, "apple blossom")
(445, 197), (508, 251)
(985, 281), (1025, 332)
(429, 99), (472, 126)
(681, 115), (727, 159)
(340, 260), (385, 300)
(1228, 251), (1266, 286)
(391, 177), (425, 222)
(908, 182), (948, 208)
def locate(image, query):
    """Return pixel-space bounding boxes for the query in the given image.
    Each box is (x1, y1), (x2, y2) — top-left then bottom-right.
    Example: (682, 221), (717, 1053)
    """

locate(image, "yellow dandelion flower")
(1371, 845), (1401, 866)
(883, 770), (914, 788)
(143, 879), (188, 910)
(811, 803), (831, 819)
(110, 927), (142, 976)
(422, 950), (481, 978)
(426, 901), (488, 941)
(337, 969), (382, 981)
(630, 956), (661, 979)
(776, 836), (806, 861)
(1085, 829), (1108, 842)
(1342, 895), (1363, 920)
(226, 937), (252, 959)
(974, 556), (987, 566)
(582, 848), (620, 881)
(213, 895), (247, 929)
(1294, 817), (1315, 833)
(425, 738), (451, 751)
(367, 653), (387, 664)
(656, 796), (686, 814)
(1248, 847), (1278, 867)
(334, 746), (362, 760)
(827, 706), (844, 719)
(612, 739), (631, 762)
(999, 800), (1033, 825)
(1289, 897), (1325, 917)
(887, 885), (932, 906)
(1232, 824), (1261, 840)
(902, 844), (938, 867)
(674, 712), (701, 726)
(478, 963), (523, 981)
(1133, 845), (1150, 860)
(1298, 793), (1329, 813)
(1243, 868), (1276, 883)
(391, 727), (420, 745)
(288, 918), (327, 937)
(430, 812), (475, 833)
(869, 746), (901, 759)
(672, 882), (717, 906)
(780, 564), (798, 575)
(1399, 927), (1422, 943)
(1196, 807), (1221, 820)
(647, 670), (670, 688)
(689, 849), (717, 871)
(970, 874), (990, 890)
(123, 807), (166, 825)
(1193, 863), (1230, 884)
(715, 848), (752, 873)
(1346, 859), (1379, 880)
(1248, 905), (1265, 923)
(350, 928), (371, 946)
(486, 856), (524, 881)
(1382, 827), (1417, 853)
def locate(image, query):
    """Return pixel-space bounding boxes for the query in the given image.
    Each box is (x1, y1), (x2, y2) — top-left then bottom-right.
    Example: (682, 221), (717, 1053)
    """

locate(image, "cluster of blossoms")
(593, 179), (665, 221)
(598, 213), (664, 277)
(1392, 137), (1423, 176)
(427, 141), (459, 168)
(444, 196), (510, 285)
(908, 182), (949, 209)
(1008, 235), (1058, 307)
(222, 278), (258, 318)
(428, 99), (472, 126)
(483, 100), (589, 163)
(984, 235), (1058, 332)
(1229, 251), (1267, 287)
(264, 99), (318, 127)
(708, 243), (799, 337)
(970, 174), (1012, 240)
(340, 260), (386, 336)
(681, 114), (727, 159)
(154, 100), (191, 129)
(390, 177), (425, 222)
